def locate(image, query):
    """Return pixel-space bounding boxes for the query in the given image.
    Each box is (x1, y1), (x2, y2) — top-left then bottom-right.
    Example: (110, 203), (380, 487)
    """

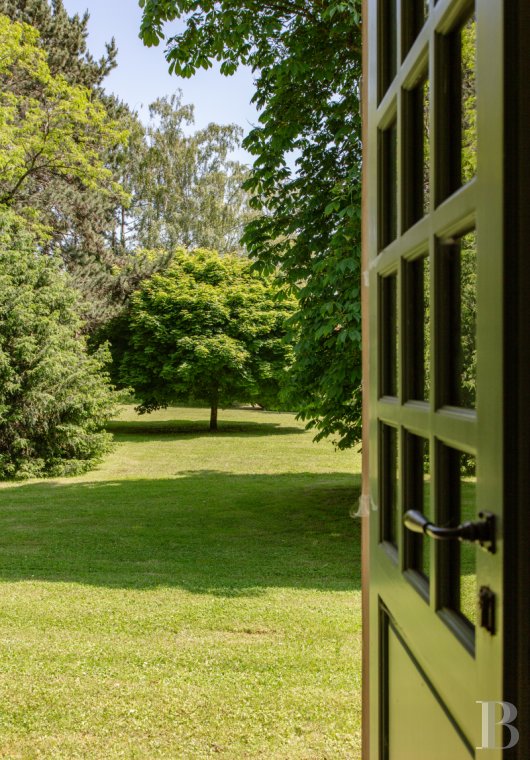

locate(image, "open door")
(362, 0), (517, 756)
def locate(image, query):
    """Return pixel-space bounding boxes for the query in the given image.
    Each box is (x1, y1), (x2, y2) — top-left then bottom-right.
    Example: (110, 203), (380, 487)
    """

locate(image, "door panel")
(385, 613), (473, 759)
(365, 0), (504, 756)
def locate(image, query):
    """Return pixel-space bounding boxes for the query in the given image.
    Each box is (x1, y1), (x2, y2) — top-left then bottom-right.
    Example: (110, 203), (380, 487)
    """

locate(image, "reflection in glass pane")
(380, 121), (398, 248)
(460, 232), (477, 407)
(435, 8), (477, 201)
(380, 273), (399, 397)
(438, 230), (476, 408)
(437, 444), (477, 632)
(380, 424), (399, 547)
(405, 256), (430, 401)
(461, 15), (477, 185)
(423, 78), (430, 216)
(403, 75), (430, 229)
(423, 258), (431, 400)
(459, 454), (477, 627)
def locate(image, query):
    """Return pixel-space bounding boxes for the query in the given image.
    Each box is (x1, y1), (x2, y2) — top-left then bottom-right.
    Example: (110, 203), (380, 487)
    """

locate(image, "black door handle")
(403, 509), (495, 553)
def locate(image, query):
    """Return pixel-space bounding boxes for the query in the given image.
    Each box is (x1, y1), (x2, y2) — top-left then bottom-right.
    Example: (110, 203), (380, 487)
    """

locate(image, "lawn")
(0, 406), (362, 759)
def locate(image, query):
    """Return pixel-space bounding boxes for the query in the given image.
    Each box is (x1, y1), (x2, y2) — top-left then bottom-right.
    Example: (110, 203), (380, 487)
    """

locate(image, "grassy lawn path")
(0, 407), (362, 759)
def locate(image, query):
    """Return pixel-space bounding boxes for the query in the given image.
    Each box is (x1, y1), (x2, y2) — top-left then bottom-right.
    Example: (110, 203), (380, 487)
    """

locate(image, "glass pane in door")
(379, 0), (397, 99)
(379, 120), (398, 249)
(404, 255), (430, 401)
(380, 423), (399, 548)
(380, 272), (399, 397)
(402, 0), (429, 59)
(437, 230), (477, 408)
(459, 454), (477, 627)
(435, 7), (477, 202)
(403, 74), (430, 229)
(436, 443), (477, 634)
(404, 432), (431, 588)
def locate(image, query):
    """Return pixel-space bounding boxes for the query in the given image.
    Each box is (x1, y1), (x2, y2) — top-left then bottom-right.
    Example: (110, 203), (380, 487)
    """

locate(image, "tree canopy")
(0, 15), (126, 212)
(121, 93), (254, 256)
(139, 0), (363, 448)
(117, 250), (296, 430)
(0, 5), (254, 334)
(0, 5), (272, 479)
(0, 11), (135, 328)
(0, 0), (117, 89)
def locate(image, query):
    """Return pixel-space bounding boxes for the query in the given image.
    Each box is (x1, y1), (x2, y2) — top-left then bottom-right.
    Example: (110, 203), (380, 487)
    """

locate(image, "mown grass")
(0, 406), (362, 759)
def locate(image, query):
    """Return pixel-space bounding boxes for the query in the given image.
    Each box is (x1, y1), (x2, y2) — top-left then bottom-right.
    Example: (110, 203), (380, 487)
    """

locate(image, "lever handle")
(403, 510), (430, 533)
(403, 509), (495, 553)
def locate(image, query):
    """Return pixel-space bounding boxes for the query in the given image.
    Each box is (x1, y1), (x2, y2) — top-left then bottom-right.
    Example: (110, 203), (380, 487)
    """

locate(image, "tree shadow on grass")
(106, 418), (307, 439)
(0, 472), (361, 596)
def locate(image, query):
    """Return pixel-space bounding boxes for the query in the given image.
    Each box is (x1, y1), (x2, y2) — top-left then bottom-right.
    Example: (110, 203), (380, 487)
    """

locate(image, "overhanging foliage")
(139, 0), (363, 448)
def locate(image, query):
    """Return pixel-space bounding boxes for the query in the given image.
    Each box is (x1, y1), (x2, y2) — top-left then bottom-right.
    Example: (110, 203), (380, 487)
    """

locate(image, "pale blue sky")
(62, 0), (259, 162)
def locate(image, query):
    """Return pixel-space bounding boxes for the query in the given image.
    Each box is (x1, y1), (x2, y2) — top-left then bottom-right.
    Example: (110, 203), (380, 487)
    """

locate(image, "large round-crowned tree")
(118, 250), (296, 430)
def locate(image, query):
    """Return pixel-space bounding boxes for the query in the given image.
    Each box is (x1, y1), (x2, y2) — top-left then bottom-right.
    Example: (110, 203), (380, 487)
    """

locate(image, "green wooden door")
(365, 0), (504, 756)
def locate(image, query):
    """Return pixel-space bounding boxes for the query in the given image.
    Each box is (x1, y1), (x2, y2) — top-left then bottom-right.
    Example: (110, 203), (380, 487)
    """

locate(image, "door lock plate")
(479, 586), (496, 634)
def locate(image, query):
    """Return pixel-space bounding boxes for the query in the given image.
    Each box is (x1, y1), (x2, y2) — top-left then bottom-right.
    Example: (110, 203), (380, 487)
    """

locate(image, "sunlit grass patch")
(0, 406), (362, 759)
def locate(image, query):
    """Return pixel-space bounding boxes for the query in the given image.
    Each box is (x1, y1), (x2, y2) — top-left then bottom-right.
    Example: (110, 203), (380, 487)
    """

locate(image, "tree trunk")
(120, 206), (126, 247)
(210, 391), (218, 431)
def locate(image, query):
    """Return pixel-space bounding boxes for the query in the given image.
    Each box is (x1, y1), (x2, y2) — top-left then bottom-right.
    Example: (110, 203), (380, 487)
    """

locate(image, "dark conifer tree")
(0, 0), (117, 87)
